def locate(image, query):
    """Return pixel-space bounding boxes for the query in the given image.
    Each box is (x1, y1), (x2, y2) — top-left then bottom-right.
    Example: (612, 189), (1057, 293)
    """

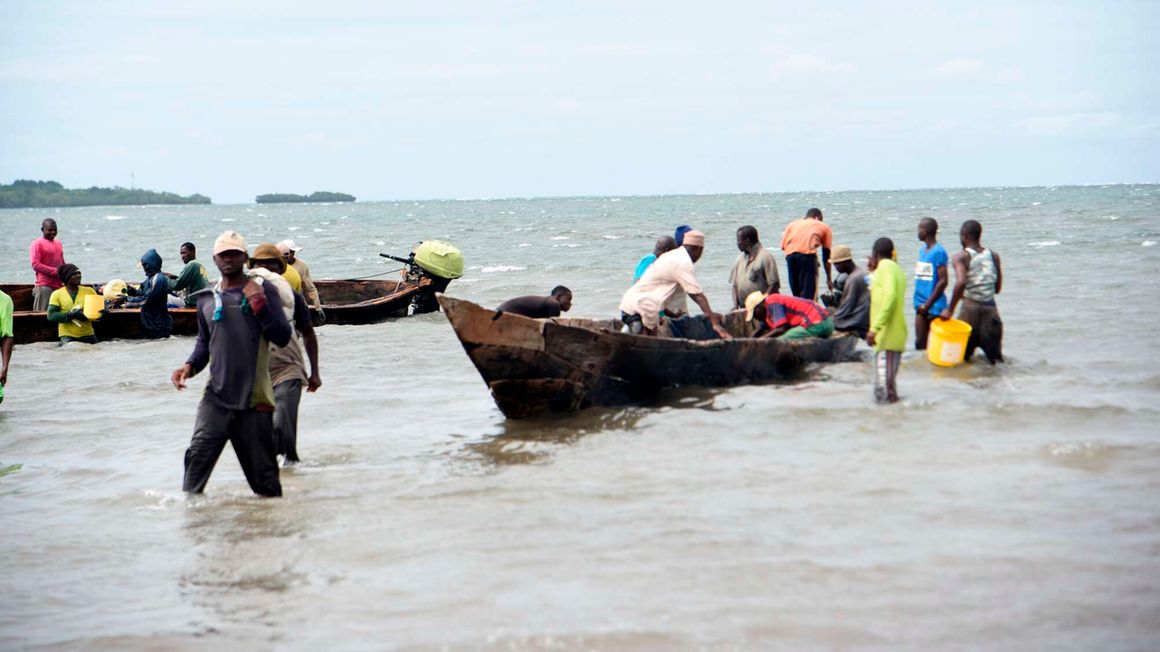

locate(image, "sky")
(1, 1), (1157, 203)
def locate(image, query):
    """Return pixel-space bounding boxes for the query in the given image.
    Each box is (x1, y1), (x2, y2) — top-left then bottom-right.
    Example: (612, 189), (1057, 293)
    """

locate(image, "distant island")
(0, 179), (212, 209)
(255, 191), (356, 204)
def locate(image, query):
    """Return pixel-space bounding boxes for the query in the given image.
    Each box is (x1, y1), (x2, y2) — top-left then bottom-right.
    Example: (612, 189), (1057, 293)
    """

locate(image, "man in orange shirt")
(780, 207), (833, 300)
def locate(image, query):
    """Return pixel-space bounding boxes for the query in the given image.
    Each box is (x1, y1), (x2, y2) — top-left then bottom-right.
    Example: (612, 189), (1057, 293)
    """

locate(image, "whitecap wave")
(602, 235), (621, 240)
(481, 265), (527, 273)
(1028, 241), (1060, 248)
(518, 243), (532, 248)
(104, 215), (127, 221)
(549, 236), (570, 241)
(553, 243), (582, 248)
(1143, 241), (1157, 247)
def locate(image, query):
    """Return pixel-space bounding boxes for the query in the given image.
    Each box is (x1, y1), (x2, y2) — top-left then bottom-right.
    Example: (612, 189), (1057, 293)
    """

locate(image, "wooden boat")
(1, 278), (440, 344)
(438, 294), (862, 418)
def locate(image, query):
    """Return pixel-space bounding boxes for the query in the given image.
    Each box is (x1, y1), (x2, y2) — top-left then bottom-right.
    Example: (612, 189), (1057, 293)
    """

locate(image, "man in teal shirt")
(165, 242), (209, 307)
(867, 237), (907, 404)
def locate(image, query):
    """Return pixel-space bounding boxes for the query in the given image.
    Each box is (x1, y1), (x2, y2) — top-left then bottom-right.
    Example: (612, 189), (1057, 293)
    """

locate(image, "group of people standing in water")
(3, 207), (1006, 497)
(507, 208), (1004, 405)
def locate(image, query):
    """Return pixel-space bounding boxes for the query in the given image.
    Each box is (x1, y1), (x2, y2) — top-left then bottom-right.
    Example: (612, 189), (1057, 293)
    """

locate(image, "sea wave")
(1028, 241), (1060, 248)
(104, 215), (127, 221)
(1143, 241), (1157, 247)
(480, 265), (527, 273)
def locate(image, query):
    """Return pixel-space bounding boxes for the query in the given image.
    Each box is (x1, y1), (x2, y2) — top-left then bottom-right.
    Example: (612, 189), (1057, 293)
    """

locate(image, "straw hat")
(744, 291), (767, 321)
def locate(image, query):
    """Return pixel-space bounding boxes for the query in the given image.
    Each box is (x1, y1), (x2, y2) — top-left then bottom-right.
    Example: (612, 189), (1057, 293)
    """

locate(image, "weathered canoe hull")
(1, 278), (446, 344)
(438, 294), (860, 418)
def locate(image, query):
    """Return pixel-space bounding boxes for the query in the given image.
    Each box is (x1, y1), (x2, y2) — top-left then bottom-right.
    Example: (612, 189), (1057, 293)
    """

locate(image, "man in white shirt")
(618, 230), (731, 339)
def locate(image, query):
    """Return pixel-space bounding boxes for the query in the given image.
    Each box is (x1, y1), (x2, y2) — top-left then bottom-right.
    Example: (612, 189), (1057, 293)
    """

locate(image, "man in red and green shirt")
(744, 291), (833, 340)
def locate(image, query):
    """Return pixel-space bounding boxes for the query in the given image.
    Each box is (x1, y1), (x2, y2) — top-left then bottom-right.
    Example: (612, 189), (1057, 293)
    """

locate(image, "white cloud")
(1020, 112), (1119, 136)
(772, 54), (853, 75)
(935, 58), (984, 75)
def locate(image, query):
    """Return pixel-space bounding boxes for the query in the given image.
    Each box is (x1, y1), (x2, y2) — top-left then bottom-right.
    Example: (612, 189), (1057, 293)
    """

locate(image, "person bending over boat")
(165, 242), (209, 307)
(829, 245), (870, 338)
(634, 235), (677, 281)
(940, 219), (1003, 364)
(497, 287), (573, 318)
(46, 264), (100, 345)
(171, 231), (292, 497)
(124, 249), (172, 339)
(744, 291), (833, 340)
(619, 230), (731, 339)
(249, 243), (322, 466)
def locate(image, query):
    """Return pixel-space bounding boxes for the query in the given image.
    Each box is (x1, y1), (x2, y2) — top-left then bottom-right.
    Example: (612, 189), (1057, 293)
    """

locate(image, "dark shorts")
(959, 301), (1003, 364)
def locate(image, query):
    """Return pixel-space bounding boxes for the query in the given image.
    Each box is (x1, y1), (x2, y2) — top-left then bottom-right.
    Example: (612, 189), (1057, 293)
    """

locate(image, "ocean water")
(1, 186), (1159, 650)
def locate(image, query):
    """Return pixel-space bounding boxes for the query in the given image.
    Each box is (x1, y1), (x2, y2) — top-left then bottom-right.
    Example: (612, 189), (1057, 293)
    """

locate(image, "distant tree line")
(255, 191), (356, 204)
(0, 179), (212, 209)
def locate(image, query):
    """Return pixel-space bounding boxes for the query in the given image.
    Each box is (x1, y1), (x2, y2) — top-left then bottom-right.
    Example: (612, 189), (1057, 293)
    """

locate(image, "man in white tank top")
(941, 220), (1004, 363)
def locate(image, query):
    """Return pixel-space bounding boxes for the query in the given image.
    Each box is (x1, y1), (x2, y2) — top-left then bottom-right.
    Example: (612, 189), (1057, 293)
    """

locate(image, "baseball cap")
(213, 230), (247, 255)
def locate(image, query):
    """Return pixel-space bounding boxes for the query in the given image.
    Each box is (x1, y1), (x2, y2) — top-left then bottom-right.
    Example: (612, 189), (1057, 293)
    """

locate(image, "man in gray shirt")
(171, 231), (292, 497)
(829, 245), (870, 338)
(729, 225), (780, 309)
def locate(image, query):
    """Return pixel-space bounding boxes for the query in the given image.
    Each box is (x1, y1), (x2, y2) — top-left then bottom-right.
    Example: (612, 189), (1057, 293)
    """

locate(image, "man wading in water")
(171, 231), (292, 496)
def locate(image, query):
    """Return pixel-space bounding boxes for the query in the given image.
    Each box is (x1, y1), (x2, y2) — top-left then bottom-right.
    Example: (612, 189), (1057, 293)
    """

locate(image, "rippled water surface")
(2, 186), (1159, 650)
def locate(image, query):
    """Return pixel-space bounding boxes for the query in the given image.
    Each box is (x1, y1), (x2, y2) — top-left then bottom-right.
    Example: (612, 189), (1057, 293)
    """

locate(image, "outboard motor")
(380, 240), (464, 314)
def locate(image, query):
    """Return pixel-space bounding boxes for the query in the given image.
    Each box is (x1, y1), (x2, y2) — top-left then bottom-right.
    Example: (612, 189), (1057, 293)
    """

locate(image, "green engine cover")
(413, 240), (464, 279)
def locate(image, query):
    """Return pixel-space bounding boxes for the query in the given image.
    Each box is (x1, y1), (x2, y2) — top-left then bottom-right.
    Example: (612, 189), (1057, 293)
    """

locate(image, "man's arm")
(688, 292), (732, 339)
(763, 251), (780, 294)
(821, 248), (833, 290)
(940, 252), (969, 319)
(296, 296), (322, 392)
(29, 242), (59, 277)
(249, 282), (292, 347)
(174, 300), (210, 389)
(921, 262), (949, 315)
(171, 263), (194, 292)
(0, 336), (11, 386)
(992, 250), (1002, 295)
(298, 264), (321, 309)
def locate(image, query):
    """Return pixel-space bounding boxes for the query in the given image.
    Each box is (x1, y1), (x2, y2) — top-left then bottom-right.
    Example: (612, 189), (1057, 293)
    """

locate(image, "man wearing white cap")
(278, 240), (323, 326)
(618, 229), (731, 339)
(171, 230), (293, 497)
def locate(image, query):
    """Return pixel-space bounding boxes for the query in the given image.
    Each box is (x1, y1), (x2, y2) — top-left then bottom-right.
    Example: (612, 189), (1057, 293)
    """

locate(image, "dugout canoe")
(437, 294), (861, 418)
(1, 278), (439, 344)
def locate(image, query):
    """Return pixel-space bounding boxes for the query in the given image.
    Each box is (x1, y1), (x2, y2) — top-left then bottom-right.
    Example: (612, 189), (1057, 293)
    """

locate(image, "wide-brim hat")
(744, 291), (767, 321)
(831, 244), (853, 264)
(249, 243), (286, 272)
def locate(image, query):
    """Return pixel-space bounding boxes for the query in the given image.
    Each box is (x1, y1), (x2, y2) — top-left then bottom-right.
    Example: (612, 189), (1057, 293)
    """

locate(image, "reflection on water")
(464, 407), (650, 467)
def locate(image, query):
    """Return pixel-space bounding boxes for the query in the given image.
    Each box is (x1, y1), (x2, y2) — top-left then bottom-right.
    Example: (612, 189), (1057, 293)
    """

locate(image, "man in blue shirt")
(633, 235), (677, 281)
(913, 217), (949, 350)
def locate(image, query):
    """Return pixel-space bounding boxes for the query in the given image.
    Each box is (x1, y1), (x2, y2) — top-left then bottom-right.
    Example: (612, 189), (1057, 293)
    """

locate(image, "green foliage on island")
(255, 191), (356, 204)
(0, 179), (212, 209)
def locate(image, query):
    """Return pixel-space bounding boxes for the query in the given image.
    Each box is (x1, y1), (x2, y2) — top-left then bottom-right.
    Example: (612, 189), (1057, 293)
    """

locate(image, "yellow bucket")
(83, 294), (106, 321)
(928, 318), (971, 367)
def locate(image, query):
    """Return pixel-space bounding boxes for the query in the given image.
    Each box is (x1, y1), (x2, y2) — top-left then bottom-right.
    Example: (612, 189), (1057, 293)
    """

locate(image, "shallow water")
(2, 186), (1160, 650)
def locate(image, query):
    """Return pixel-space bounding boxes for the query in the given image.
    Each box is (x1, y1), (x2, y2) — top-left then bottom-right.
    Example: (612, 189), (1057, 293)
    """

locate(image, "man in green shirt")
(866, 237), (907, 404)
(165, 242), (209, 307)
